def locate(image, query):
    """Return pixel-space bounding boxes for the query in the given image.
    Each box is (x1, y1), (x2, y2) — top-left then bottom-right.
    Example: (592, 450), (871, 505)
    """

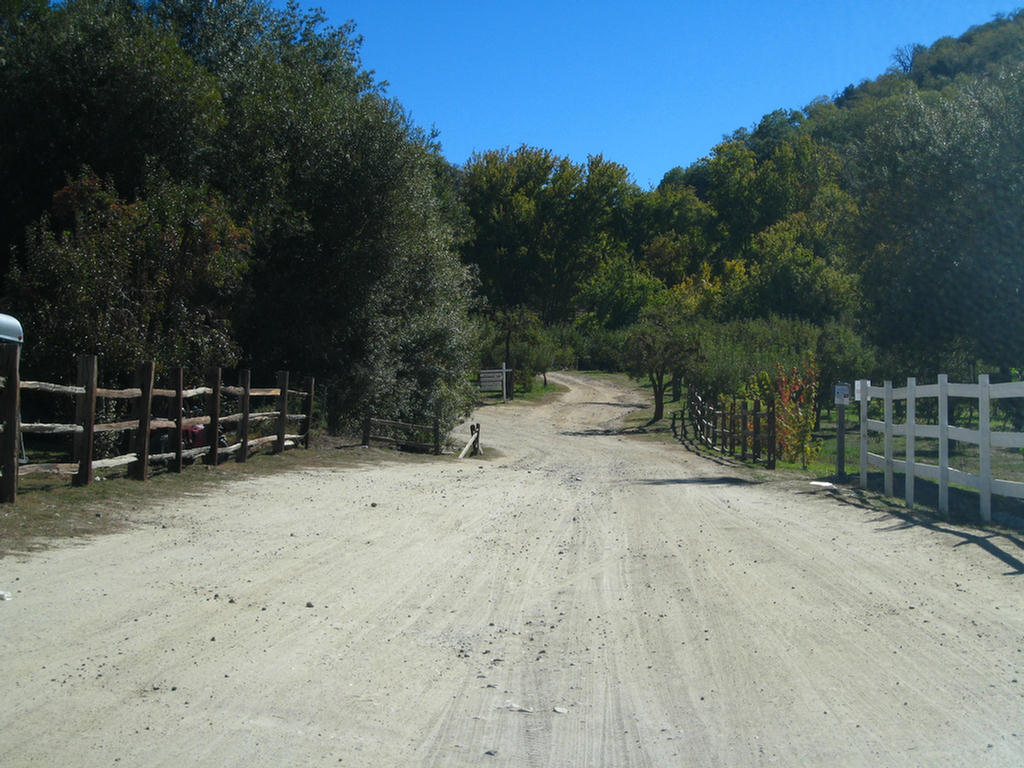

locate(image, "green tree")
(576, 244), (665, 330)
(850, 69), (1024, 373)
(1, 0), (477, 430)
(152, 0), (476, 429)
(631, 182), (714, 285)
(8, 170), (249, 382)
(623, 296), (696, 421)
(0, 0), (224, 273)
(705, 140), (760, 263)
(460, 146), (638, 321)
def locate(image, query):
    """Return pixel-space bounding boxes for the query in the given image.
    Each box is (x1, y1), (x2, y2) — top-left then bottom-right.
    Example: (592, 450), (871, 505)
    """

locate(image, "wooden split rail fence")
(675, 390), (776, 469)
(0, 348), (314, 503)
(361, 414), (442, 455)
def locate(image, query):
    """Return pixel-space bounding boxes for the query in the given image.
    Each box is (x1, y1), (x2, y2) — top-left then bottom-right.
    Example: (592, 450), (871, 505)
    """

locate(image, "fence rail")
(361, 414), (441, 455)
(0, 350), (314, 503)
(858, 374), (1024, 522)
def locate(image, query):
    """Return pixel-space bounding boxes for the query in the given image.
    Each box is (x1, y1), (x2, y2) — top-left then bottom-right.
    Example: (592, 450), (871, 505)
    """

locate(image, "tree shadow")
(635, 476), (762, 486)
(878, 510), (1024, 576)
(819, 475), (1024, 575)
(577, 401), (649, 409)
(560, 426), (650, 437)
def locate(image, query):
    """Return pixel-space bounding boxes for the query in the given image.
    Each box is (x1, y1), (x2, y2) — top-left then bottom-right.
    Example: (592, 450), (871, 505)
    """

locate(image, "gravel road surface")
(2, 371), (1022, 766)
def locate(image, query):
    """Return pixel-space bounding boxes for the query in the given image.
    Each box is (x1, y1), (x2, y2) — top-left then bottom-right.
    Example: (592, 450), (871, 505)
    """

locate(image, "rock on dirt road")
(1, 372), (1022, 766)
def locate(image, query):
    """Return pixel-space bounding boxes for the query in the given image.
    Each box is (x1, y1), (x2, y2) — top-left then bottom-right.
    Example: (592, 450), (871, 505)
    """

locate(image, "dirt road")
(1, 372), (1022, 766)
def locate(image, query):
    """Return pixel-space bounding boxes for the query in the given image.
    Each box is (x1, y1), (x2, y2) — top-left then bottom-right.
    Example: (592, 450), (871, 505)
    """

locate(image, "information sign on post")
(834, 384), (850, 406)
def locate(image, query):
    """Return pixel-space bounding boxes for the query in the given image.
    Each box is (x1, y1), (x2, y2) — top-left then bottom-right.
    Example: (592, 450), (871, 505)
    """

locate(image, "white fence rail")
(858, 374), (1024, 522)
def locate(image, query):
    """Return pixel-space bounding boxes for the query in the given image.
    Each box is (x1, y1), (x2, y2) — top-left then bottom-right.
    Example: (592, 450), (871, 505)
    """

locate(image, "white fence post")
(905, 377), (915, 509)
(884, 380), (894, 497)
(859, 379), (869, 489)
(856, 371), (1024, 523)
(978, 373), (991, 523)
(938, 374), (949, 516)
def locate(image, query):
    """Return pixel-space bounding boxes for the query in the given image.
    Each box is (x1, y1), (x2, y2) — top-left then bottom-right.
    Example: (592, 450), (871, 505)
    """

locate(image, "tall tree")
(0, 0), (224, 276)
(460, 146), (637, 322)
(8, 170), (249, 381)
(850, 68), (1024, 373)
(1, 0), (477, 427)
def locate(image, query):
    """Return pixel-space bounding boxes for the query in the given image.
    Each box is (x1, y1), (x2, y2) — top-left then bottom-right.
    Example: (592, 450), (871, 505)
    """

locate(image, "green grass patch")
(474, 377), (569, 406)
(514, 379), (570, 403)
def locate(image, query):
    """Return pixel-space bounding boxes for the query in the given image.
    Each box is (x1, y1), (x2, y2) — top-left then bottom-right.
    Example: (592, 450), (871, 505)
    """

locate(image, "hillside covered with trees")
(1, 0), (1022, 430)
(463, 9), (1024, 418)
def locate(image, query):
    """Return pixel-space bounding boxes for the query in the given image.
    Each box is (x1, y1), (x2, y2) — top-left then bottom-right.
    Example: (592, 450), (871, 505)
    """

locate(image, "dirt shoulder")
(1, 371), (1021, 767)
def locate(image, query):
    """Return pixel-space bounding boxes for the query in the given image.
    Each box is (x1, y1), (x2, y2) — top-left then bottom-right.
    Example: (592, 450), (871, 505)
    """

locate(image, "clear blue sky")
(299, 0), (1018, 188)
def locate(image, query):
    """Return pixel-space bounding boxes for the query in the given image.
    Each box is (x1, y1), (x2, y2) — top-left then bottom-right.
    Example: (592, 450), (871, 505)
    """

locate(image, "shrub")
(774, 360), (822, 468)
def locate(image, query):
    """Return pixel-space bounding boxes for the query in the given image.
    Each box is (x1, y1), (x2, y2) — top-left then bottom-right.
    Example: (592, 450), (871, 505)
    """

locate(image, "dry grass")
(0, 435), (427, 558)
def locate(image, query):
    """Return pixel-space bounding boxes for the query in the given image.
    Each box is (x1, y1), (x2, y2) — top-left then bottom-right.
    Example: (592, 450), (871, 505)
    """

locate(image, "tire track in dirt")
(2, 372), (1022, 767)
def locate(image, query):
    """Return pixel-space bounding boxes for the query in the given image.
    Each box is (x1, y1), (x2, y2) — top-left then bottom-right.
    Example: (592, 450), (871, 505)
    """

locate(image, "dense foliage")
(0, 0), (476, 429)
(458, 10), (1024, 412)
(2, 2), (1021, 431)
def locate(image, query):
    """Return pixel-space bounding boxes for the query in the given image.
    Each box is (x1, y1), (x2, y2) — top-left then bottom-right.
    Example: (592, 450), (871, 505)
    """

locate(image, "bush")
(774, 361), (822, 468)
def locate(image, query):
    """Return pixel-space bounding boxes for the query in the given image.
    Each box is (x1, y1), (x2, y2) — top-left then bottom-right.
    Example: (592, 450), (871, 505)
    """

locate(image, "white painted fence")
(858, 375), (1024, 522)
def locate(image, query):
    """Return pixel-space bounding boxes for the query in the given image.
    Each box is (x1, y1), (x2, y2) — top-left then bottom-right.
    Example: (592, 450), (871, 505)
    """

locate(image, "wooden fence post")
(303, 376), (315, 449)
(172, 367), (184, 474)
(74, 354), (97, 487)
(275, 370), (288, 453)
(205, 367), (221, 466)
(767, 398), (776, 470)
(740, 401), (748, 461)
(130, 360), (155, 481)
(237, 369), (250, 463)
(362, 412), (371, 447)
(0, 342), (21, 502)
(836, 388), (846, 481)
(728, 400), (736, 456)
(433, 417), (441, 455)
(752, 400), (761, 462)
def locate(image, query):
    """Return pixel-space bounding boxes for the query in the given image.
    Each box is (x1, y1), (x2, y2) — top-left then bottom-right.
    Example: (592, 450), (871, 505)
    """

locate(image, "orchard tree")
(623, 294), (697, 421)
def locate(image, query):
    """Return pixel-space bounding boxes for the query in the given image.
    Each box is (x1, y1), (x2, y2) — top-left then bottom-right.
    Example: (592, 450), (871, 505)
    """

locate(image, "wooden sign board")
(479, 369), (505, 392)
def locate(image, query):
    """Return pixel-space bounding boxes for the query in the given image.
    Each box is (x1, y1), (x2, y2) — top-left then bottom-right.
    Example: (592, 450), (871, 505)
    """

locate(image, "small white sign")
(834, 384), (850, 406)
